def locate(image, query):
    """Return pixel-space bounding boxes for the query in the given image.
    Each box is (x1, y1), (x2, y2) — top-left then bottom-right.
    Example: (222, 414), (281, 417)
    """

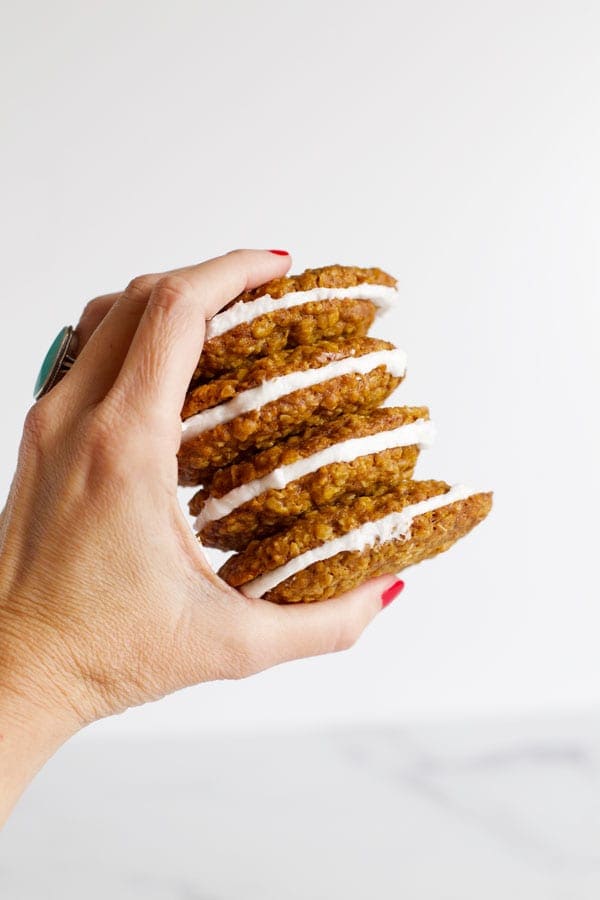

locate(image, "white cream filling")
(206, 284), (398, 341)
(181, 348), (407, 443)
(194, 419), (436, 530)
(240, 484), (479, 598)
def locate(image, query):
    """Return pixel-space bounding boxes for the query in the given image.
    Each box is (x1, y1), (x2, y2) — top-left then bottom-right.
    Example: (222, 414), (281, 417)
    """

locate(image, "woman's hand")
(0, 250), (399, 822)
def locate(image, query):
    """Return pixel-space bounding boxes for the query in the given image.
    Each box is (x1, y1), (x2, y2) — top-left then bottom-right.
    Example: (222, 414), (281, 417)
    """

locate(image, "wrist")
(0, 677), (79, 828)
(0, 612), (85, 737)
(0, 606), (84, 826)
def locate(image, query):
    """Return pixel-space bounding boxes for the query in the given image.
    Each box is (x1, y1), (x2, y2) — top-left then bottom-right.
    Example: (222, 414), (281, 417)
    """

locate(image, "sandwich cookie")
(218, 480), (493, 603)
(190, 407), (435, 551)
(179, 337), (407, 485)
(192, 265), (398, 381)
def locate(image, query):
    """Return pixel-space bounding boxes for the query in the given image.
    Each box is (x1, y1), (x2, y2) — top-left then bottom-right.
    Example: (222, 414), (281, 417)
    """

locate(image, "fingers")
(58, 276), (160, 409)
(108, 249), (292, 425)
(73, 293), (120, 353)
(29, 292), (122, 416)
(50, 249), (291, 416)
(234, 574), (402, 674)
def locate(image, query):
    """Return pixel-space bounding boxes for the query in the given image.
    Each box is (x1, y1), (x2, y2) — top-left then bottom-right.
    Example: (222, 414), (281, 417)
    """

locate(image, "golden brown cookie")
(218, 481), (492, 603)
(193, 265), (397, 380)
(191, 407), (433, 551)
(178, 337), (406, 485)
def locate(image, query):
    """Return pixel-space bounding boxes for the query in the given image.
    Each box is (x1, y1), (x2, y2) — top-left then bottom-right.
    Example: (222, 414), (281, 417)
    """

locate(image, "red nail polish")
(269, 249), (289, 256)
(381, 580), (405, 608)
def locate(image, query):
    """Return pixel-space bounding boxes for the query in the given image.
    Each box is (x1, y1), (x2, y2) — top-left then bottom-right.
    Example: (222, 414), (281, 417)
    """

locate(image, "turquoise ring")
(33, 325), (77, 400)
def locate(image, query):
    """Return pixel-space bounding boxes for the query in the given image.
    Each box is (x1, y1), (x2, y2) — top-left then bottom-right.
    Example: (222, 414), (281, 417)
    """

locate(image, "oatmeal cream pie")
(192, 265), (398, 381)
(218, 480), (493, 604)
(190, 407), (435, 552)
(178, 336), (407, 485)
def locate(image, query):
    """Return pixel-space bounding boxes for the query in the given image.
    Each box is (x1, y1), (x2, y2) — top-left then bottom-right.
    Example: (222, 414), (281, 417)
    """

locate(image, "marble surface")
(2, 714), (600, 898)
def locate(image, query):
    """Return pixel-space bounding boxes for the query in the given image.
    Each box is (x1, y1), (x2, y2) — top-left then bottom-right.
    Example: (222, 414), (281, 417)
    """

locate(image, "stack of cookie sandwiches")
(178, 266), (492, 603)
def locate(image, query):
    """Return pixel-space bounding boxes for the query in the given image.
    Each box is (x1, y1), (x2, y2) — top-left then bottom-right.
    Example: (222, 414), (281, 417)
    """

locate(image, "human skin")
(0, 249), (402, 826)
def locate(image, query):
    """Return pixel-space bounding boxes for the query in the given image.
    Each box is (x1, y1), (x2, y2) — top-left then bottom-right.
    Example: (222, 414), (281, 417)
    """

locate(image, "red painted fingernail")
(381, 580), (405, 608)
(269, 249), (289, 256)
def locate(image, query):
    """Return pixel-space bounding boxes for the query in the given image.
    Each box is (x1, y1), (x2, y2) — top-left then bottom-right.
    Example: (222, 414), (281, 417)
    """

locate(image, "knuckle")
(124, 273), (156, 302)
(81, 296), (105, 319)
(76, 296), (113, 346)
(22, 399), (55, 450)
(150, 274), (193, 314)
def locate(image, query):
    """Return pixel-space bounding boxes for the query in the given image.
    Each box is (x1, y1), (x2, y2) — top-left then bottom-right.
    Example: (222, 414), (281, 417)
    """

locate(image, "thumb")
(238, 574), (405, 672)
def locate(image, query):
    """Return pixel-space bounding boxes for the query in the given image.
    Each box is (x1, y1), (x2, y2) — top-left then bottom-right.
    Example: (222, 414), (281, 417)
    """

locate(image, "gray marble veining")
(2, 715), (600, 899)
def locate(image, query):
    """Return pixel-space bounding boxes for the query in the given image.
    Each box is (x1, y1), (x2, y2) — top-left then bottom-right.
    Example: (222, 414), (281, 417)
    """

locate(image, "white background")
(1, 0), (598, 736)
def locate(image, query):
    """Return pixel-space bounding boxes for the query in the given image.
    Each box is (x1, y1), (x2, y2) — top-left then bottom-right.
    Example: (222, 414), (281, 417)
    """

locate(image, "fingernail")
(381, 579), (405, 608)
(269, 249), (289, 256)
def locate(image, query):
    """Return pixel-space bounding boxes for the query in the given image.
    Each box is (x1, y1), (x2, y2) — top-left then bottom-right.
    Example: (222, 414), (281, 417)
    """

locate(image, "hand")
(0, 250), (399, 821)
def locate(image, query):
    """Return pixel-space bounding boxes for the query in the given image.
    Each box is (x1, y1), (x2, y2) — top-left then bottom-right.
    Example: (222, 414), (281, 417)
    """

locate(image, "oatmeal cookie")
(178, 338), (406, 485)
(193, 265), (397, 380)
(191, 407), (433, 551)
(218, 481), (492, 603)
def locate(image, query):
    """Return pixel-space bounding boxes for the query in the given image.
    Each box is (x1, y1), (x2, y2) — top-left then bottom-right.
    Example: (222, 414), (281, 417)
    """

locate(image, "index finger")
(107, 249), (292, 423)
